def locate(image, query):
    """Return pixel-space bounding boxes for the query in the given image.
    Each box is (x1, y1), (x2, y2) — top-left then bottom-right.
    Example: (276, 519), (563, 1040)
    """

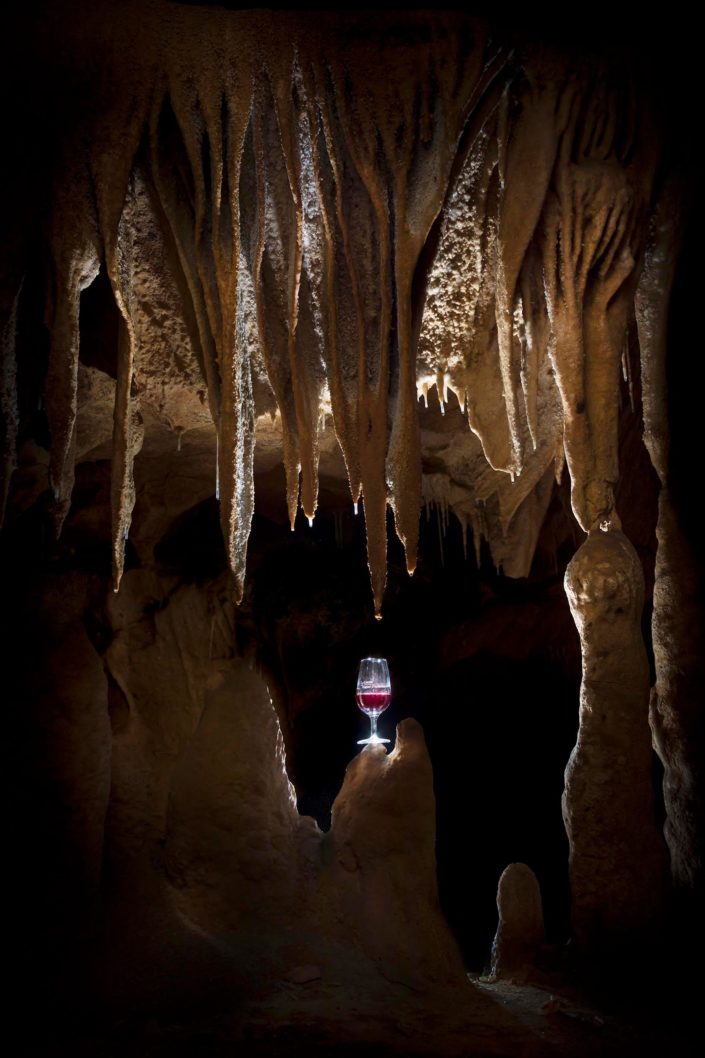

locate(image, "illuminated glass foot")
(357, 734), (391, 745)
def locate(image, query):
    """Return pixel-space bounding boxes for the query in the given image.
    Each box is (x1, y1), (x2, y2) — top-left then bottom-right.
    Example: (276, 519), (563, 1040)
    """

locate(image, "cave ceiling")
(0, 0), (678, 613)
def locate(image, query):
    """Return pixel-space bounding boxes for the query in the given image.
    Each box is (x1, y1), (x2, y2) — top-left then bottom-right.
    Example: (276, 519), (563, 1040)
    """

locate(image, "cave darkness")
(1, 3), (703, 1057)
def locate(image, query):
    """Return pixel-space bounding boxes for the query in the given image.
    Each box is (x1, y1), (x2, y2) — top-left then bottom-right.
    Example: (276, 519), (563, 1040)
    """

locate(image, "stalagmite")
(108, 175), (143, 589)
(0, 286), (21, 522)
(490, 863), (545, 981)
(0, 3), (696, 1049)
(2, 2), (658, 616)
(636, 187), (704, 893)
(563, 530), (668, 951)
(45, 173), (101, 535)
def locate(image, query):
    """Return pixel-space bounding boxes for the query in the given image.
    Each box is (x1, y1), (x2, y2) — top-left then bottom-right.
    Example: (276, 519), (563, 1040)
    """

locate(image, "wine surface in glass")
(356, 690), (391, 716)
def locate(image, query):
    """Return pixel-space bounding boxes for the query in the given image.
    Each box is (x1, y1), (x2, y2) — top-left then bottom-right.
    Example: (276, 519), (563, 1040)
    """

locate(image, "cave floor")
(18, 974), (699, 1058)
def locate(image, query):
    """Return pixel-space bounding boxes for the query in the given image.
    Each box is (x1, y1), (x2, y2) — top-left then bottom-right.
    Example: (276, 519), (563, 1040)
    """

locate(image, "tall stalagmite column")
(563, 529), (668, 952)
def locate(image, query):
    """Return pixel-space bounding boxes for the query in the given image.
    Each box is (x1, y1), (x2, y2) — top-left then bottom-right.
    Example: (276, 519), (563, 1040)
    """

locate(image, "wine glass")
(356, 657), (391, 745)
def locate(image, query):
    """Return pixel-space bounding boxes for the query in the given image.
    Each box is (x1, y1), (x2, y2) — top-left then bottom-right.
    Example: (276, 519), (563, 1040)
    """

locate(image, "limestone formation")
(490, 863), (545, 981)
(1, 1), (663, 613)
(43, 553), (465, 999)
(636, 191), (705, 894)
(164, 692), (465, 992)
(163, 659), (304, 935)
(649, 495), (705, 893)
(563, 530), (669, 950)
(0, 3), (700, 1049)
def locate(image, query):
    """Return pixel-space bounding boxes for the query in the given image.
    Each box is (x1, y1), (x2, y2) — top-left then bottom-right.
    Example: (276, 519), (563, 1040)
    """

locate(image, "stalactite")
(636, 183), (704, 892)
(89, 71), (155, 585)
(563, 530), (668, 951)
(333, 510), (343, 550)
(419, 117), (516, 479)
(494, 73), (559, 474)
(542, 77), (653, 533)
(45, 169), (101, 536)
(213, 79), (257, 602)
(272, 59), (325, 526)
(149, 92), (222, 424)
(301, 62), (361, 509)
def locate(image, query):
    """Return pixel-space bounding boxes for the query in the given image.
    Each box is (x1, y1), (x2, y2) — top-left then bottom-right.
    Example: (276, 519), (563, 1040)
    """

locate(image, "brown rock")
(323, 718), (466, 990)
(284, 964), (322, 984)
(162, 658), (302, 934)
(563, 530), (669, 951)
(490, 862), (544, 980)
(649, 491), (705, 892)
(1, 4), (665, 615)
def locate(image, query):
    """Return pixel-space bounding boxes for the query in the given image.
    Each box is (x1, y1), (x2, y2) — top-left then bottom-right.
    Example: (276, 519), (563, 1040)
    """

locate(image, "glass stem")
(370, 713), (378, 740)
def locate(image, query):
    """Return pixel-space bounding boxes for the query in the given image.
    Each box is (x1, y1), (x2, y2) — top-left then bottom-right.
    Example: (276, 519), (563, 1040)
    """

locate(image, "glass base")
(357, 735), (391, 745)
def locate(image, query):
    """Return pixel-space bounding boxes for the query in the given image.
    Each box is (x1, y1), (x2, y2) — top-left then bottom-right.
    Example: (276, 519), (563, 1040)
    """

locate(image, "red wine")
(356, 690), (390, 716)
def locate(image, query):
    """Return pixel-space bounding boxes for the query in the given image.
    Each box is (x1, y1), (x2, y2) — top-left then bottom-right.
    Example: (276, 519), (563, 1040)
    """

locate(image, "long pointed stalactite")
(0, 284), (21, 523)
(1, 3), (666, 615)
(636, 183), (705, 894)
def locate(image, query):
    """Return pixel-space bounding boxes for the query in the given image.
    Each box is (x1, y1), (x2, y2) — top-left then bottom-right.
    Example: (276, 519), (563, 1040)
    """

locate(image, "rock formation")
(563, 530), (669, 951)
(324, 718), (464, 989)
(636, 189), (705, 896)
(490, 862), (545, 981)
(0, 2), (701, 1052)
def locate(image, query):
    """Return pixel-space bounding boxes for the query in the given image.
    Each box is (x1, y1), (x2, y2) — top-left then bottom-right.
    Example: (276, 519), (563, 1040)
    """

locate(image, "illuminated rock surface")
(2, 1), (662, 609)
(563, 530), (669, 950)
(490, 862), (545, 981)
(0, 3), (702, 1056)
